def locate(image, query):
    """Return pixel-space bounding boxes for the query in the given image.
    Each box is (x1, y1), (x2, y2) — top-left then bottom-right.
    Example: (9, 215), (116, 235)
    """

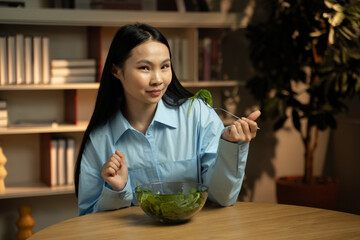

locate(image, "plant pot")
(276, 176), (339, 210)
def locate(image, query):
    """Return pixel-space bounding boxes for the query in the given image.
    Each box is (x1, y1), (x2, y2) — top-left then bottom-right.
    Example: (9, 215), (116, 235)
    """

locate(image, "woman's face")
(113, 40), (172, 109)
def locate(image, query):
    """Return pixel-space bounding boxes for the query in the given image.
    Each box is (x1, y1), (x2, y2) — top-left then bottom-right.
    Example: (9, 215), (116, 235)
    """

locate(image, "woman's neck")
(123, 103), (157, 134)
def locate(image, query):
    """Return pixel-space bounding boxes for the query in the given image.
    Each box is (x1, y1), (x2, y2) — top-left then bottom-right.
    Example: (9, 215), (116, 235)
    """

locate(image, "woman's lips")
(147, 89), (162, 96)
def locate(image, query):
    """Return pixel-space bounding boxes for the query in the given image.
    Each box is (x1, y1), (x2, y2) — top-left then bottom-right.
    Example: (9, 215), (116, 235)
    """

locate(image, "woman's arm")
(78, 137), (133, 215)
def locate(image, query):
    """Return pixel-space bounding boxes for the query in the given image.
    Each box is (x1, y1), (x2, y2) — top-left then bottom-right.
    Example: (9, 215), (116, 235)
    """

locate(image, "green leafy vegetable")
(135, 182), (207, 222)
(188, 89), (213, 117)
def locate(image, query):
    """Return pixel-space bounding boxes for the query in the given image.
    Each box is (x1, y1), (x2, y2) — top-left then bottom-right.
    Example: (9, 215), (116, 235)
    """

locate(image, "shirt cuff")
(95, 181), (133, 212)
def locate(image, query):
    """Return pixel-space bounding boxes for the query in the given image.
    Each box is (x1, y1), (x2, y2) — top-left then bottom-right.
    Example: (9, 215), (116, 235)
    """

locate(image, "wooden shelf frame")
(0, 7), (245, 200)
(0, 182), (74, 199)
(0, 81), (243, 91)
(0, 8), (245, 28)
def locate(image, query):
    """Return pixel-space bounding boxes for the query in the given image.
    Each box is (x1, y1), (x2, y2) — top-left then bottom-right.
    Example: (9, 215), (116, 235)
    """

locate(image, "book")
(51, 75), (96, 84)
(33, 36), (42, 84)
(40, 135), (58, 187)
(51, 67), (96, 77)
(0, 101), (6, 109)
(181, 38), (189, 81)
(51, 59), (96, 68)
(15, 34), (25, 85)
(202, 37), (211, 81)
(42, 36), (50, 84)
(66, 138), (75, 185)
(7, 36), (16, 85)
(0, 119), (8, 127)
(24, 36), (33, 84)
(0, 109), (8, 119)
(0, 37), (7, 85)
(57, 139), (66, 186)
(91, 0), (142, 10)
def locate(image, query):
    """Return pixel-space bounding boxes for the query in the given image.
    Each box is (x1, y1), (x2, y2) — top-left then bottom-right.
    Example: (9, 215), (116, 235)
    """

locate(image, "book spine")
(202, 37), (211, 81)
(51, 67), (96, 77)
(51, 59), (96, 68)
(33, 36), (42, 84)
(15, 34), (25, 85)
(42, 36), (50, 84)
(7, 36), (16, 85)
(51, 75), (96, 84)
(0, 37), (7, 85)
(24, 36), (33, 85)
(57, 139), (66, 186)
(181, 38), (189, 81)
(66, 138), (75, 185)
(50, 139), (58, 186)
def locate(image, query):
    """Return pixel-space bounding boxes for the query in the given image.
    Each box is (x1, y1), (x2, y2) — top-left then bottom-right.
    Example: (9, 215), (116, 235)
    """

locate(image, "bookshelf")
(0, 7), (245, 199)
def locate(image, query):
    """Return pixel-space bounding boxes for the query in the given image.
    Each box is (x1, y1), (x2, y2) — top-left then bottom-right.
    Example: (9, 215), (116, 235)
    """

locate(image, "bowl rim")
(135, 181), (209, 194)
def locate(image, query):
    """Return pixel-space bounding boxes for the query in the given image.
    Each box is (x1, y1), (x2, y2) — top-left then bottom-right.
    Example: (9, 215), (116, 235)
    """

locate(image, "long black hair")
(75, 23), (193, 196)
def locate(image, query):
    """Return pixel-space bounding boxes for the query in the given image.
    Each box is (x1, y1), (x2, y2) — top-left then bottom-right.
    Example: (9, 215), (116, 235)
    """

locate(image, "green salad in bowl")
(135, 182), (208, 223)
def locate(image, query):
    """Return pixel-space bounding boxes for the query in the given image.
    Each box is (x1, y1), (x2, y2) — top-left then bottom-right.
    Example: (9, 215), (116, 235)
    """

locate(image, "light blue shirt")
(78, 98), (249, 215)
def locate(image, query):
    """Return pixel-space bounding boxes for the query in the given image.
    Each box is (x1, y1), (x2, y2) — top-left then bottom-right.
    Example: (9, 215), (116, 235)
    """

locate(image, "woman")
(75, 23), (260, 216)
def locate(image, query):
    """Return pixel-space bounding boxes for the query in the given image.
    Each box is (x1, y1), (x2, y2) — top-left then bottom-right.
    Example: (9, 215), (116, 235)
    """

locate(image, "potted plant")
(245, 0), (360, 209)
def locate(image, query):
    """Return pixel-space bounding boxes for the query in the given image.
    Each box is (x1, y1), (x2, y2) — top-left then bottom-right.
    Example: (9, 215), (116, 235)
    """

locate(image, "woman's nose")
(150, 71), (163, 85)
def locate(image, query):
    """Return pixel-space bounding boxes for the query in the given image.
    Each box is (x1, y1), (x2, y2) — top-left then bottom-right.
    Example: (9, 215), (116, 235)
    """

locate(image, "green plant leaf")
(188, 89), (213, 117)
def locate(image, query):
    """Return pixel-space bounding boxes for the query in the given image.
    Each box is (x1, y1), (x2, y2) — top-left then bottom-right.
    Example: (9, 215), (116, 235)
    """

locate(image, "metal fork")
(213, 107), (260, 130)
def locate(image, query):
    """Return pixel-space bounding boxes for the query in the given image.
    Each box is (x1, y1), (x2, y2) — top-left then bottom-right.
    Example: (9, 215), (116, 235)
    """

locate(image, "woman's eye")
(162, 64), (170, 70)
(139, 66), (149, 70)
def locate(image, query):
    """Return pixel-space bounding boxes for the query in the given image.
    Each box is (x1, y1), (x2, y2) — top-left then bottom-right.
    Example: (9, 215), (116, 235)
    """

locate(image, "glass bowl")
(135, 182), (208, 223)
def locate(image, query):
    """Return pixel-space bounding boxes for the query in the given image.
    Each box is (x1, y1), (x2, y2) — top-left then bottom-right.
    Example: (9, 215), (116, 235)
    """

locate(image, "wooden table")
(29, 202), (360, 240)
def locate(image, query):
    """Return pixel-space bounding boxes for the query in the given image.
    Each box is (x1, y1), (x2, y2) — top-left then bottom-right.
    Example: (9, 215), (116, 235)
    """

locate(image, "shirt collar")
(110, 99), (178, 144)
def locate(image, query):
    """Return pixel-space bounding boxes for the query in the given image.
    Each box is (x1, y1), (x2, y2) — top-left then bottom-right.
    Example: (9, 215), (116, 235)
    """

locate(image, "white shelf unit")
(0, 7), (244, 199)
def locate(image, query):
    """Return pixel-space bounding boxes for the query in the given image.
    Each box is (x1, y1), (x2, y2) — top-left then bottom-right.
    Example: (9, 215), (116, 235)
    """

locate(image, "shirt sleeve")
(78, 135), (133, 216)
(196, 100), (249, 206)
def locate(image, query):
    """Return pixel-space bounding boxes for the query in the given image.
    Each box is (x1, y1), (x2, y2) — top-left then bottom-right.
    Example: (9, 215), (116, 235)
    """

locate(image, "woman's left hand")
(221, 110), (261, 143)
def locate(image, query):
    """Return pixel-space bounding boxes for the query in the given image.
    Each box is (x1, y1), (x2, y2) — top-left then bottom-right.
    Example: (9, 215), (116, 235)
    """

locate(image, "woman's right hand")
(101, 150), (128, 191)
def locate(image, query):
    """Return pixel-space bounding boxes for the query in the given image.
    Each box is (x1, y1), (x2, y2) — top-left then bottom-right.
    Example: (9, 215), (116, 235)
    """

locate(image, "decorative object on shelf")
(0, 144), (7, 193)
(246, 0), (360, 209)
(16, 205), (35, 240)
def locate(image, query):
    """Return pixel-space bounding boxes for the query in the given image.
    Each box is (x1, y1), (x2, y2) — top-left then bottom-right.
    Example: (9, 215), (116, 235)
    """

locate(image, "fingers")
(222, 117), (259, 142)
(247, 110), (261, 121)
(102, 151), (126, 177)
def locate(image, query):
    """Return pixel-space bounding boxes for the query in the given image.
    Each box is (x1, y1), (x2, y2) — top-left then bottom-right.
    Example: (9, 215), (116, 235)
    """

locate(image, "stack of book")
(0, 34), (50, 85)
(0, 101), (8, 128)
(50, 59), (97, 84)
(41, 137), (76, 187)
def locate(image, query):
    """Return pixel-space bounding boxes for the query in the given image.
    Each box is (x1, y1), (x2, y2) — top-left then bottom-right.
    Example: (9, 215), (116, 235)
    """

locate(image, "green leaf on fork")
(188, 89), (213, 117)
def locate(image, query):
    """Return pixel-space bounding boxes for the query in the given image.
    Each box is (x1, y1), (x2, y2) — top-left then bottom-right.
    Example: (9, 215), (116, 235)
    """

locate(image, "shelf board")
(0, 8), (244, 28)
(0, 183), (74, 199)
(0, 81), (243, 90)
(182, 80), (244, 88)
(0, 83), (99, 90)
(0, 123), (88, 135)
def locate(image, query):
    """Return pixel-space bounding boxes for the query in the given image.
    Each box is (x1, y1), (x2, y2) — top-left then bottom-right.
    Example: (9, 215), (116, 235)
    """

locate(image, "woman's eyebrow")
(136, 58), (171, 65)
